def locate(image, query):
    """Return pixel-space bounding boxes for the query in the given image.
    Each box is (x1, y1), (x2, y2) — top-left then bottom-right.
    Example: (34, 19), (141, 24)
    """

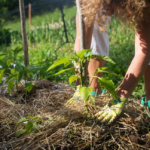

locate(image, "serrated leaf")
(79, 86), (93, 102)
(15, 129), (26, 137)
(25, 121), (33, 134)
(94, 55), (115, 64)
(69, 75), (79, 84)
(47, 58), (70, 71)
(99, 77), (117, 99)
(95, 67), (118, 76)
(54, 67), (74, 76)
(0, 69), (4, 83)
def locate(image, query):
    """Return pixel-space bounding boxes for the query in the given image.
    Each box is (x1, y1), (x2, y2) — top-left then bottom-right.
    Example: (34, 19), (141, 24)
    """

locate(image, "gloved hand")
(66, 89), (81, 105)
(66, 87), (99, 106)
(95, 97), (128, 124)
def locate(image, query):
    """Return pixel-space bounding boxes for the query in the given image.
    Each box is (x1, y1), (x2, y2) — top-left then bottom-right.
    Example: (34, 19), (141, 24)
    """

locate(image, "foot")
(95, 97), (128, 124)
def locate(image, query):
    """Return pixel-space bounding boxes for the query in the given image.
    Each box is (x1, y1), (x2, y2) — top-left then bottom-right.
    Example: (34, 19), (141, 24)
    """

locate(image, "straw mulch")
(0, 80), (150, 150)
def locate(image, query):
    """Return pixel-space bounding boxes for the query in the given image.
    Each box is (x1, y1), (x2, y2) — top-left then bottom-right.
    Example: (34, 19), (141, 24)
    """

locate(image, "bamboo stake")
(76, 0), (87, 86)
(19, 0), (29, 66)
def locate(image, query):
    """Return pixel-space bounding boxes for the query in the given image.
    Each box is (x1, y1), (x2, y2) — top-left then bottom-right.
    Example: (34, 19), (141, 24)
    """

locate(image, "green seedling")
(48, 49), (118, 108)
(15, 116), (43, 137)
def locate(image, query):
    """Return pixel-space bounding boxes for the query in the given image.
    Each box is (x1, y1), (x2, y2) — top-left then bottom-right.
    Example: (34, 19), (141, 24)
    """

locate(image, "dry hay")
(0, 80), (150, 150)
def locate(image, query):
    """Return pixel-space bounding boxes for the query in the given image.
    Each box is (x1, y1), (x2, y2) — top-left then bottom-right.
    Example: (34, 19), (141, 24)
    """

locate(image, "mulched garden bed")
(0, 80), (150, 150)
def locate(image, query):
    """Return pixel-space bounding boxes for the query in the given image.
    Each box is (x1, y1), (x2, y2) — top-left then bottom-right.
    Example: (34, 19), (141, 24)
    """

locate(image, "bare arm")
(117, 19), (150, 98)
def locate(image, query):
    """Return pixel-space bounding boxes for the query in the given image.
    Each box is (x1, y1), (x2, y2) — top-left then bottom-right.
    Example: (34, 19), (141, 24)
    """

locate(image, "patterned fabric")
(96, 98), (128, 124)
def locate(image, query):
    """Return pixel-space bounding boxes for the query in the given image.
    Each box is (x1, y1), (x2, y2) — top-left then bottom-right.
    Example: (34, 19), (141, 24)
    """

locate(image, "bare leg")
(144, 65), (150, 102)
(116, 20), (150, 98)
(88, 57), (105, 94)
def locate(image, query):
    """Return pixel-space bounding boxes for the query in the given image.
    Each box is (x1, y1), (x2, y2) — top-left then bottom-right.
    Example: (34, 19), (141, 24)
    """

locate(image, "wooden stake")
(76, 0), (87, 86)
(19, 0), (29, 66)
(28, 3), (31, 29)
(76, 0), (86, 50)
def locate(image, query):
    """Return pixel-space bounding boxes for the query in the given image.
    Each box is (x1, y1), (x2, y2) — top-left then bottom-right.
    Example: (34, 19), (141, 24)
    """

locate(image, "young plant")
(15, 116), (43, 137)
(47, 49), (118, 103)
(0, 51), (35, 95)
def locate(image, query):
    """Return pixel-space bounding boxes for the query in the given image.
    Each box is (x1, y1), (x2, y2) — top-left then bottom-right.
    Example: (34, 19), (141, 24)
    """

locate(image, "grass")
(4, 6), (77, 31)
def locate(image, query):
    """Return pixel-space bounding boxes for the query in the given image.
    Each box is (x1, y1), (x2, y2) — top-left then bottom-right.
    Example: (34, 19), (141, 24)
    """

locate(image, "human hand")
(95, 98), (128, 124)
(66, 89), (81, 105)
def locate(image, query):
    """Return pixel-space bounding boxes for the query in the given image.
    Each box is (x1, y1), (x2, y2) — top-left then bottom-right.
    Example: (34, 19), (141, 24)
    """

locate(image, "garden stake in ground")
(76, 0), (87, 86)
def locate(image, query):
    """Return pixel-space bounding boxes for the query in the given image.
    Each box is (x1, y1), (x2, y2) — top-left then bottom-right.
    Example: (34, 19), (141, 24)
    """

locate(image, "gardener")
(67, 5), (114, 103)
(78, 0), (150, 124)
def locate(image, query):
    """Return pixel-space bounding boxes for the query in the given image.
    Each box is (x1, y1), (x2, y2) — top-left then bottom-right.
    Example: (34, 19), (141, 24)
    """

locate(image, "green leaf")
(5, 74), (18, 83)
(76, 49), (86, 59)
(25, 121), (33, 134)
(49, 117), (53, 121)
(84, 49), (93, 58)
(47, 58), (70, 71)
(54, 67), (74, 76)
(13, 46), (23, 58)
(94, 55), (115, 64)
(25, 81), (35, 93)
(71, 128), (76, 133)
(99, 77), (117, 99)
(0, 53), (6, 57)
(15, 129), (26, 137)
(64, 62), (71, 68)
(27, 116), (34, 120)
(23, 67), (30, 75)
(79, 86), (93, 102)
(17, 117), (27, 126)
(68, 54), (78, 63)
(0, 69), (4, 83)
(95, 67), (118, 76)
(32, 122), (38, 132)
(11, 68), (17, 74)
(7, 59), (12, 67)
(33, 116), (43, 122)
(8, 81), (14, 94)
(69, 75), (79, 84)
